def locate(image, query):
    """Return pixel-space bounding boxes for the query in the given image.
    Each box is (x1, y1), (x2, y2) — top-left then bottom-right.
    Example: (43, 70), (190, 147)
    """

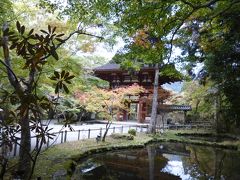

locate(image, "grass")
(32, 129), (240, 179)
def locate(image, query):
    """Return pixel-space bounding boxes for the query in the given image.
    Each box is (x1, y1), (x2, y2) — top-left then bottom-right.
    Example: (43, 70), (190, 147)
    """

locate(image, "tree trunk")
(17, 112), (31, 179)
(102, 120), (112, 142)
(149, 64), (159, 133)
(2, 22), (32, 179)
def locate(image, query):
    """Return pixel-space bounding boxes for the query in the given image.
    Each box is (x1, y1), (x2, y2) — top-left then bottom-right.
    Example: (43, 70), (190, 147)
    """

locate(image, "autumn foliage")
(75, 83), (145, 120)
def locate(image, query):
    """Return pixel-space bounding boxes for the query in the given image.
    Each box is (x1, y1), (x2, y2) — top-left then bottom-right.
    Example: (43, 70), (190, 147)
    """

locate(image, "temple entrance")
(129, 103), (138, 121)
(93, 63), (189, 123)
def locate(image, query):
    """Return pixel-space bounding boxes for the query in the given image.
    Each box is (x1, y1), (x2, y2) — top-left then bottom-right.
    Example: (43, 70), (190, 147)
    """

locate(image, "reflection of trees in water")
(213, 149), (225, 179)
(75, 143), (240, 180)
(183, 145), (240, 179)
(183, 145), (215, 178)
(147, 145), (155, 180)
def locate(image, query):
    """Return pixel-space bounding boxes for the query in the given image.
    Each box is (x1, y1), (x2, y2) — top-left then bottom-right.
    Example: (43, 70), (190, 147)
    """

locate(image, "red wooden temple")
(94, 63), (189, 123)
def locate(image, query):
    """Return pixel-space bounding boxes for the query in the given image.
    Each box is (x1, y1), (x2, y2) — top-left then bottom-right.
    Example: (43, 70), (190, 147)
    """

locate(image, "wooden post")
(61, 131), (63, 143)
(113, 127), (115, 133)
(88, 129), (90, 139)
(121, 126), (123, 133)
(100, 128), (102, 137)
(137, 100), (143, 123)
(64, 130), (67, 142)
(78, 130), (81, 140)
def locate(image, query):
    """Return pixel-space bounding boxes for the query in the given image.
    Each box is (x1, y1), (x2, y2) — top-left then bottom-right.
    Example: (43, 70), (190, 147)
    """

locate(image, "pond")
(72, 142), (240, 180)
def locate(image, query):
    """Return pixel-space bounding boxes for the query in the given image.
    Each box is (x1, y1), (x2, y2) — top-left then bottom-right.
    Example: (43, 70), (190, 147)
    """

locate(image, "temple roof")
(94, 63), (121, 71)
(94, 63), (181, 88)
(94, 63), (153, 71)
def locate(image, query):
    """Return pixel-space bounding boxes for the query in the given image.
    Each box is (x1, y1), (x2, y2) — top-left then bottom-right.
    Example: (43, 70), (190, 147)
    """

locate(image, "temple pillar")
(137, 101), (142, 123)
(123, 110), (128, 121)
(137, 99), (146, 123)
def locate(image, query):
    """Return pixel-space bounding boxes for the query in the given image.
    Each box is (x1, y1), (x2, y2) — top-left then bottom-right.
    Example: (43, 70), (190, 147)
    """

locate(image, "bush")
(110, 133), (134, 140)
(128, 129), (136, 136)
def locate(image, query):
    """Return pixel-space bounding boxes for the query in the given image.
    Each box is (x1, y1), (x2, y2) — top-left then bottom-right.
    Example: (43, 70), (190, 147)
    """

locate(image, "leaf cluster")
(50, 70), (75, 94)
(5, 21), (65, 71)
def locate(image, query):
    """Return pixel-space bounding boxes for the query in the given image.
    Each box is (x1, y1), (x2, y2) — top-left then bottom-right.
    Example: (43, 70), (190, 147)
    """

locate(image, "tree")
(181, 80), (215, 121)
(75, 84), (145, 141)
(0, 20), (102, 179)
(40, 0), (240, 132)
(113, 29), (182, 133)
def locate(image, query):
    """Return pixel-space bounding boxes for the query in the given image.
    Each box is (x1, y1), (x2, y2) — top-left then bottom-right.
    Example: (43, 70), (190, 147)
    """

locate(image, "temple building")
(94, 63), (191, 123)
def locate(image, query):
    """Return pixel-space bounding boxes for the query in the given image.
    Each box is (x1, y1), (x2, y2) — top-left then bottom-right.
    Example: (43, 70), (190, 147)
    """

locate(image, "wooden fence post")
(64, 130), (67, 142)
(113, 127), (115, 133)
(100, 128), (102, 137)
(121, 126), (123, 133)
(78, 130), (81, 140)
(60, 131), (63, 143)
(88, 129), (90, 139)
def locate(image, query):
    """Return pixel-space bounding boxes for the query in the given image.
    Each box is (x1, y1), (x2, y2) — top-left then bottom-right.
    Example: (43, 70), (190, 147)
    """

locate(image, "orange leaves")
(146, 87), (172, 103)
(74, 84), (145, 119)
(134, 29), (151, 48)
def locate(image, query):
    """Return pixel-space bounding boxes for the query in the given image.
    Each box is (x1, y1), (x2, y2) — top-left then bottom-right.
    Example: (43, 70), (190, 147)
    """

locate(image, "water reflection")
(72, 143), (240, 180)
(162, 155), (191, 179)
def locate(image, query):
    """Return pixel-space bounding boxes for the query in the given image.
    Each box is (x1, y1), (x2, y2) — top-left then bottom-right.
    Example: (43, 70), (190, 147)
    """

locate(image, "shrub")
(128, 129), (136, 136)
(110, 133), (134, 140)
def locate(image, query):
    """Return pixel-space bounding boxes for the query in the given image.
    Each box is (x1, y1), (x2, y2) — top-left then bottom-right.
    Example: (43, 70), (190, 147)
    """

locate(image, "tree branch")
(166, 0), (240, 62)
(40, 30), (103, 61)
(0, 60), (18, 83)
(167, 9), (195, 62)
(1, 23), (24, 96)
(179, 0), (220, 9)
(210, 0), (240, 19)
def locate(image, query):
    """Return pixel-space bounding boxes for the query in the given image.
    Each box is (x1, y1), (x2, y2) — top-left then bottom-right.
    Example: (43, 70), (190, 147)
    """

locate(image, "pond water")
(72, 143), (240, 180)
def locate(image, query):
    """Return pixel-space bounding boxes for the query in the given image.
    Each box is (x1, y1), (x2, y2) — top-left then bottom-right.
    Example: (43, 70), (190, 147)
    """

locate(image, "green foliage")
(128, 129), (136, 136)
(111, 133), (134, 140)
(0, 21), (76, 178)
(0, 0), (14, 27)
(181, 80), (215, 121)
(50, 70), (75, 94)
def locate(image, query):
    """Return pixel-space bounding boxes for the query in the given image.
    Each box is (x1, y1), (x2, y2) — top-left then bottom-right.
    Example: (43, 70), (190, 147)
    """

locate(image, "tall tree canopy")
(41, 0), (240, 131)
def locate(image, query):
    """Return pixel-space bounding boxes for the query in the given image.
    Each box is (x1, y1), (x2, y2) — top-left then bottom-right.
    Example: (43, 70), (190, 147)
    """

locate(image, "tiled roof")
(94, 63), (121, 71)
(94, 63), (154, 71)
(159, 105), (192, 111)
